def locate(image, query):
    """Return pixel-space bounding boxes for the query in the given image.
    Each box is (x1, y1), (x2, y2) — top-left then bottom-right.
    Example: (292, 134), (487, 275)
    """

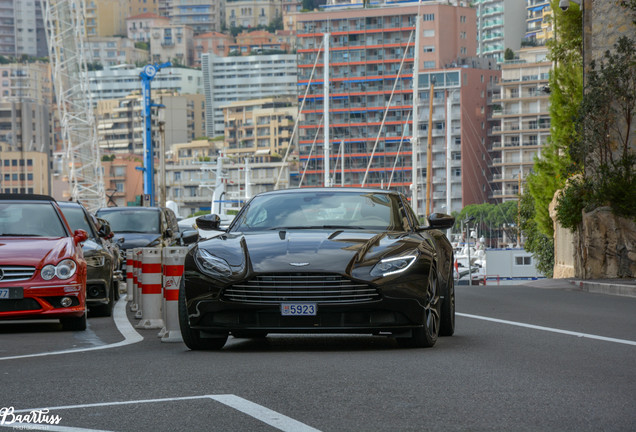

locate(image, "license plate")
(0, 287), (23, 300)
(281, 303), (317, 316)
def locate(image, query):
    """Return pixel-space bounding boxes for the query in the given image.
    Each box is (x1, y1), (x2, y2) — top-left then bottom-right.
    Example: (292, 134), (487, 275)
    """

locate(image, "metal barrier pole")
(133, 248), (143, 318)
(125, 250), (134, 301)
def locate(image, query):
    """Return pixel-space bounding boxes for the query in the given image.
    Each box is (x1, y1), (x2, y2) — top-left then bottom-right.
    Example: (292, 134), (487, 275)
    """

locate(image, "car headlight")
(40, 259), (78, 280)
(41, 264), (57, 280)
(370, 254), (418, 277)
(194, 248), (232, 278)
(85, 256), (105, 267)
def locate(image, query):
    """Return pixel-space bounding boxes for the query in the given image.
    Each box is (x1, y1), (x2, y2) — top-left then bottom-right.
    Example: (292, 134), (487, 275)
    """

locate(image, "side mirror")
(427, 213), (455, 230)
(164, 228), (173, 238)
(73, 229), (88, 245)
(180, 229), (199, 245)
(196, 214), (223, 231)
(97, 223), (112, 238)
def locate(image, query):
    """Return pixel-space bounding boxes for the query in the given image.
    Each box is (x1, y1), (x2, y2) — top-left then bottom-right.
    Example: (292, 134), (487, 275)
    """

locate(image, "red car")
(0, 194), (88, 331)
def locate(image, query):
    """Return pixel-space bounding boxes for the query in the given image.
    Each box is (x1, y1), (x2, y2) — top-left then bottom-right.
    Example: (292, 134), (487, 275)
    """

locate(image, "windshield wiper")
(0, 233), (41, 237)
(268, 225), (368, 230)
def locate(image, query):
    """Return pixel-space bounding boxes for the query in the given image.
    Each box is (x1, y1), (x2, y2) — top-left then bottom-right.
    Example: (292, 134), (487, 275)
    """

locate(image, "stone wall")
(574, 207), (636, 279)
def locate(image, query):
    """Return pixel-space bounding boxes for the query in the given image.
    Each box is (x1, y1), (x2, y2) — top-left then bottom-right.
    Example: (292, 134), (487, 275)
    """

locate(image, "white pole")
(323, 33), (331, 187)
(412, 11), (421, 213)
(245, 157), (251, 202)
(446, 90), (452, 215)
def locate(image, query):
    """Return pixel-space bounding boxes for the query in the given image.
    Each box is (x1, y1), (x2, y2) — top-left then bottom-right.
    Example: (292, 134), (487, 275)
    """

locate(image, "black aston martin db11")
(179, 188), (455, 349)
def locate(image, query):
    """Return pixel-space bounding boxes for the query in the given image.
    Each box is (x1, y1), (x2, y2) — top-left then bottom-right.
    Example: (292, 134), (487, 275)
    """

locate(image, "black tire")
(60, 310), (87, 331)
(113, 280), (120, 302)
(440, 271), (455, 337)
(178, 279), (228, 350)
(397, 267), (440, 348)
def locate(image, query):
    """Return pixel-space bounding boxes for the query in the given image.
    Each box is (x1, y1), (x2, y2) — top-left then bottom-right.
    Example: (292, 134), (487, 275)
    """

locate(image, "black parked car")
(58, 201), (120, 317)
(95, 206), (181, 277)
(179, 188), (455, 350)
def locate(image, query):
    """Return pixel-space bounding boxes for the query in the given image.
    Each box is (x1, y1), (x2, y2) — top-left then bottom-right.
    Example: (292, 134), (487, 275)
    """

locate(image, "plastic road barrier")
(160, 247), (187, 343)
(136, 247), (164, 329)
(125, 249), (134, 300)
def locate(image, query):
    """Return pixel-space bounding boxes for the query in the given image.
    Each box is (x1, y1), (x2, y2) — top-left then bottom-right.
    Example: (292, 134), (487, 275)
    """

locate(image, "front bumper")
(188, 297), (425, 336)
(0, 283), (86, 320)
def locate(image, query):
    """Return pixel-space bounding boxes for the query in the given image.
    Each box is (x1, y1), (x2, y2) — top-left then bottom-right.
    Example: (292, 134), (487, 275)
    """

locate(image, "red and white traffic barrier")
(136, 248), (164, 329)
(160, 247), (187, 342)
(125, 249), (134, 301)
(133, 248), (143, 318)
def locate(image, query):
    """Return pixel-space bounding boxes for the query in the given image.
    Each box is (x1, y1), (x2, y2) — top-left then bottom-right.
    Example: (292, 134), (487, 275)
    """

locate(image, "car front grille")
(222, 273), (381, 304)
(0, 266), (36, 282)
(0, 298), (41, 312)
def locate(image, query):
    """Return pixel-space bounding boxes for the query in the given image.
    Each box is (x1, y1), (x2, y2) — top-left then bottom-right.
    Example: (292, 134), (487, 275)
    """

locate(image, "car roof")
(57, 201), (86, 209)
(257, 187), (396, 195)
(0, 193), (57, 202)
(96, 206), (161, 212)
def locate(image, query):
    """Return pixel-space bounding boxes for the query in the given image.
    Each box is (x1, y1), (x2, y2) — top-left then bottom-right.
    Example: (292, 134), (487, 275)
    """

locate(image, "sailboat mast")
(411, 11), (420, 212)
(425, 81), (434, 215)
(323, 32), (330, 187)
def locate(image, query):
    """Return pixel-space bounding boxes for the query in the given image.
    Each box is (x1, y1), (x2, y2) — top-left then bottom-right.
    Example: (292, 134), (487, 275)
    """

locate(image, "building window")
(422, 14), (435, 21)
(515, 256), (532, 266)
(423, 46), (435, 53)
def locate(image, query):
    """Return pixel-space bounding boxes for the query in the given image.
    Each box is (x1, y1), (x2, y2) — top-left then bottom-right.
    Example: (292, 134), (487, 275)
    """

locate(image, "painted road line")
(0, 423), (112, 432)
(458, 312), (636, 346)
(10, 394), (322, 432)
(0, 295), (143, 361)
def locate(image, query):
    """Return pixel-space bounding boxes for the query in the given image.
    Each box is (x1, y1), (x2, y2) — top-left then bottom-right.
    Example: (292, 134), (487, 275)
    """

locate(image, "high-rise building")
(225, 0), (282, 29)
(201, 53), (297, 138)
(295, 2), (497, 214)
(525, 1), (552, 45)
(489, 46), (551, 202)
(472, 0), (526, 62)
(85, 0), (127, 38)
(0, 0), (48, 58)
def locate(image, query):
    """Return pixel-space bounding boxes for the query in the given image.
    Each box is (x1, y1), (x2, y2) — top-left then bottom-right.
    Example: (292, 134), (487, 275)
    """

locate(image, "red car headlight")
(41, 259), (78, 280)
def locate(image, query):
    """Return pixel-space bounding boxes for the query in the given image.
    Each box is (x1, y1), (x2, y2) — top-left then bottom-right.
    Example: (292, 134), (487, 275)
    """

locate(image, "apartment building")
(226, 0), (283, 29)
(149, 24), (195, 66)
(472, 0), (526, 62)
(0, 144), (50, 195)
(169, 0), (226, 34)
(86, 65), (203, 101)
(295, 3), (499, 214)
(490, 46), (551, 202)
(127, 0), (160, 16)
(229, 30), (291, 55)
(193, 32), (233, 67)
(126, 13), (170, 43)
(100, 153), (145, 207)
(87, 37), (149, 68)
(96, 92), (206, 155)
(222, 95), (297, 161)
(201, 53), (297, 137)
(85, 0), (127, 38)
(525, 1), (551, 44)
(0, 0), (47, 58)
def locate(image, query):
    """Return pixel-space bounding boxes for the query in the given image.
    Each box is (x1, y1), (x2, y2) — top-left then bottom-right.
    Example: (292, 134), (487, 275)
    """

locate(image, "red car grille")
(0, 266), (36, 282)
(222, 273), (381, 304)
(0, 298), (41, 312)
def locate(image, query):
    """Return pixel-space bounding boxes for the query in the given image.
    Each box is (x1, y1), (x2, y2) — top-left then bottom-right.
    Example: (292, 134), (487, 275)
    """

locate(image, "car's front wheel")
(397, 267), (440, 348)
(178, 279), (228, 350)
(60, 310), (87, 331)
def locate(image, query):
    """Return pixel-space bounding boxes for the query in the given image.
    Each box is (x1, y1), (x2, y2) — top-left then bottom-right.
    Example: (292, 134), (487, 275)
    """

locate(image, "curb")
(570, 280), (636, 298)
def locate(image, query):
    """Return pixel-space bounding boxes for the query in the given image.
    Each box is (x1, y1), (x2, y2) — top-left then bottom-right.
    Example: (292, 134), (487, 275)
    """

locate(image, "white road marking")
(0, 295), (143, 361)
(9, 394), (322, 432)
(457, 312), (636, 346)
(0, 424), (111, 432)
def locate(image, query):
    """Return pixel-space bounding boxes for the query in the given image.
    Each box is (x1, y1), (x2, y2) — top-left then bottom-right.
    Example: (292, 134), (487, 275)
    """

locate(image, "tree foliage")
(557, 36), (636, 227)
(520, 192), (554, 277)
(524, 1), (582, 239)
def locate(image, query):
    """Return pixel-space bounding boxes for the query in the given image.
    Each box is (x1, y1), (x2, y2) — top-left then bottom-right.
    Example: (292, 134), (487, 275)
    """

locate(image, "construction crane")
(41, 0), (106, 211)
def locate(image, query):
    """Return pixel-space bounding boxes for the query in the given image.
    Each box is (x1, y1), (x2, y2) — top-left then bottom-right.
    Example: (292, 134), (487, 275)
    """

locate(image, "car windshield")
(96, 209), (160, 234)
(232, 191), (409, 232)
(0, 202), (67, 237)
(60, 206), (96, 240)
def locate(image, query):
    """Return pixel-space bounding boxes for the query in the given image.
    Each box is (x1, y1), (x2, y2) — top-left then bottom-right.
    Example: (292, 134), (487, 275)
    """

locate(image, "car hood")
(0, 237), (78, 268)
(113, 233), (161, 250)
(197, 229), (419, 275)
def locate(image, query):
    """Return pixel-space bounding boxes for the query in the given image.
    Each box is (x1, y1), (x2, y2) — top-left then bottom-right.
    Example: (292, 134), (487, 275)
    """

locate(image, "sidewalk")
(569, 278), (636, 298)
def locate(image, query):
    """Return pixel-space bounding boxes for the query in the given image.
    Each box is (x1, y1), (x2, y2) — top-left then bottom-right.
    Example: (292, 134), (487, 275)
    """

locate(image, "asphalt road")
(1, 280), (635, 432)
